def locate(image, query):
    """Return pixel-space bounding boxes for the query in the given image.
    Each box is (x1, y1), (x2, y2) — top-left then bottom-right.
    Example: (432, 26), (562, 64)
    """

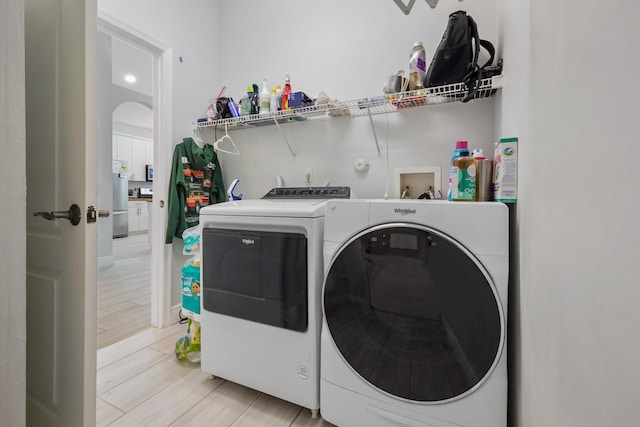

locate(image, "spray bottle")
(282, 73), (292, 110)
(275, 85), (283, 110)
(270, 88), (278, 113)
(259, 79), (270, 115)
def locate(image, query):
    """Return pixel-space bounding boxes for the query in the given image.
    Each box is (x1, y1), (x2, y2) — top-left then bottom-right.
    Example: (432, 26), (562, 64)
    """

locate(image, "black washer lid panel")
(323, 225), (503, 402)
(262, 186), (351, 199)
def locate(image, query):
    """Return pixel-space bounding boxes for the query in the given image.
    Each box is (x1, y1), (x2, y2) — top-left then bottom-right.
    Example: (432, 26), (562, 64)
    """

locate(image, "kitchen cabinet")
(128, 201), (149, 233)
(113, 133), (153, 181)
(145, 139), (153, 166)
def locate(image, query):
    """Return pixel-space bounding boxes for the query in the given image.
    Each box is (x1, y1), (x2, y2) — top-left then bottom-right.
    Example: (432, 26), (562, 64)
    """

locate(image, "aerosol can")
(409, 42), (427, 90)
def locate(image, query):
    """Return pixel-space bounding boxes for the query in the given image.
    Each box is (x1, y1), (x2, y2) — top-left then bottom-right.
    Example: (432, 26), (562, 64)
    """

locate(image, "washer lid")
(323, 223), (505, 403)
(199, 199), (329, 218)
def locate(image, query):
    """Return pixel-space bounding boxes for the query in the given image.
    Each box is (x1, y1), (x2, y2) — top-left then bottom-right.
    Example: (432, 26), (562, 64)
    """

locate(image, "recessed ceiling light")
(124, 74), (137, 83)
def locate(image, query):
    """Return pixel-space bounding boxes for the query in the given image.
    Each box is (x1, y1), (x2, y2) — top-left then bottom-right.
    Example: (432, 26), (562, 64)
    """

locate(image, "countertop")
(128, 197), (153, 202)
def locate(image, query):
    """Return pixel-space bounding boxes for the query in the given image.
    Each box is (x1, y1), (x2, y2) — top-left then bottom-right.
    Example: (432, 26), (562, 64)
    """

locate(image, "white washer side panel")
(203, 312), (320, 409)
(200, 213), (324, 410)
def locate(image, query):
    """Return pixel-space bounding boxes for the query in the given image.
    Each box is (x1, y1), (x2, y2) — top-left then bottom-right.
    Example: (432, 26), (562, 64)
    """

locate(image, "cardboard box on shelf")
(493, 137), (518, 203)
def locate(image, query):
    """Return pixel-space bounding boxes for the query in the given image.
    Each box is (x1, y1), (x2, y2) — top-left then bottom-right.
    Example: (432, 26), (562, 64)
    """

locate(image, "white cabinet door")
(128, 201), (149, 232)
(128, 206), (139, 232)
(113, 134), (152, 180)
(130, 139), (146, 181)
(138, 202), (149, 231)
(145, 140), (154, 166)
(116, 135), (132, 174)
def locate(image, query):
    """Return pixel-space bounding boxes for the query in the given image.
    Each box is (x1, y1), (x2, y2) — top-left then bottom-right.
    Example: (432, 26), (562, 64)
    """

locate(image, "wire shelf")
(195, 75), (502, 130)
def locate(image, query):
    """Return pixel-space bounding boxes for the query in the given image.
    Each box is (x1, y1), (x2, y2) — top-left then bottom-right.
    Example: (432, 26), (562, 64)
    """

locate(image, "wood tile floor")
(96, 324), (336, 426)
(98, 233), (152, 349)
(97, 234), (336, 426)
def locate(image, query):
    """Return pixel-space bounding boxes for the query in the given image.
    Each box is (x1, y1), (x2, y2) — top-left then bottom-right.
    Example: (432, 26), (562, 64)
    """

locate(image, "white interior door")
(25, 0), (98, 425)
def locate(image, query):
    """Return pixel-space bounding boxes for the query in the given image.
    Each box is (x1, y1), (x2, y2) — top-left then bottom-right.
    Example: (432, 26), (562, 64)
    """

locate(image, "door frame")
(1, 0), (26, 424)
(98, 12), (174, 328)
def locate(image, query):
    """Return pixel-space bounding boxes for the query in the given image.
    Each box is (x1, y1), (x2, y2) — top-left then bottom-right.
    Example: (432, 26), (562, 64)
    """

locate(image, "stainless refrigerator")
(113, 173), (128, 238)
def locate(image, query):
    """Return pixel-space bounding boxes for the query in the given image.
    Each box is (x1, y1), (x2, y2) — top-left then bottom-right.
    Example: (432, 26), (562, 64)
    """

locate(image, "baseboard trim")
(98, 255), (114, 269)
(170, 304), (183, 326)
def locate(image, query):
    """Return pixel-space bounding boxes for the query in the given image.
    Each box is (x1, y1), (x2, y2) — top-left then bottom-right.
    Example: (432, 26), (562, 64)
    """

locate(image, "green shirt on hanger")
(165, 137), (225, 243)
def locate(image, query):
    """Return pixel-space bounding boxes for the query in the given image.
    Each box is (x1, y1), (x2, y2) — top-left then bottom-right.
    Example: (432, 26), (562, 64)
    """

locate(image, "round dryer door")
(323, 224), (504, 403)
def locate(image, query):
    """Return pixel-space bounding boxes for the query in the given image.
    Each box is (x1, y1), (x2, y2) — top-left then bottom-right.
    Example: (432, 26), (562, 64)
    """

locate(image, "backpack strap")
(468, 15), (481, 74)
(479, 39), (495, 69)
(462, 15), (481, 102)
(462, 15), (495, 102)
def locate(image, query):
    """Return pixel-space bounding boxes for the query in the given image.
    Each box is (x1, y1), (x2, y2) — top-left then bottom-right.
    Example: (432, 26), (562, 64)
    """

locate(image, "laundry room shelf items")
(195, 76), (503, 130)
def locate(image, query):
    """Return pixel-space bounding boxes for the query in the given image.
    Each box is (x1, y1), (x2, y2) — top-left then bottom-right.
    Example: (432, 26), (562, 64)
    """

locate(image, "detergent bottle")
(447, 140), (470, 201)
(452, 151), (476, 202)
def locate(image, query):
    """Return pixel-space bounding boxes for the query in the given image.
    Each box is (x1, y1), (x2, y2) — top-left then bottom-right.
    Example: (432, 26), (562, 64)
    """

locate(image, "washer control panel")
(262, 186), (351, 199)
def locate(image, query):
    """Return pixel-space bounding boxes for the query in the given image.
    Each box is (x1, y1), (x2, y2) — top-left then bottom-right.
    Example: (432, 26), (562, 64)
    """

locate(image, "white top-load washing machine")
(198, 186), (351, 417)
(320, 199), (509, 427)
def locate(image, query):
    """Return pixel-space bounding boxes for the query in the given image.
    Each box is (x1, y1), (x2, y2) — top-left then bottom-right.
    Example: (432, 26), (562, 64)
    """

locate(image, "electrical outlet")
(304, 168), (312, 184)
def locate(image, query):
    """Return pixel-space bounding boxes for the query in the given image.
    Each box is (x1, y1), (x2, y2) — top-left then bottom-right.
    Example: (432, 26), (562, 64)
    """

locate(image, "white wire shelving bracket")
(194, 75), (503, 153)
(272, 116), (296, 157)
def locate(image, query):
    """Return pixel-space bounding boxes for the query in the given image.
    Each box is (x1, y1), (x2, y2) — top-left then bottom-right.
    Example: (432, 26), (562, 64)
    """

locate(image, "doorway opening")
(99, 101), (153, 348)
(97, 14), (174, 349)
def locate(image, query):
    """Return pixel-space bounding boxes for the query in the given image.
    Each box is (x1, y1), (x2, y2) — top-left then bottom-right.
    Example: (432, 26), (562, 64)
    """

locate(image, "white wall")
(98, 0), (223, 143)
(500, 0), (640, 425)
(0, 0), (26, 425)
(98, 0), (501, 200)
(213, 0), (500, 198)
(217, 0), (497, 101)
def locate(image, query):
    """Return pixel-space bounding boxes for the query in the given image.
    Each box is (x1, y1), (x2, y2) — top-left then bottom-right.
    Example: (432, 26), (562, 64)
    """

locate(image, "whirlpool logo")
(241, 238), (255, 245)
(394, 208), (416, 216)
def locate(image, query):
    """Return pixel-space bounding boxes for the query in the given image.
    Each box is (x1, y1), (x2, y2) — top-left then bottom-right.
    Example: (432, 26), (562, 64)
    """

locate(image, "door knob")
(33, 204), (81, 225)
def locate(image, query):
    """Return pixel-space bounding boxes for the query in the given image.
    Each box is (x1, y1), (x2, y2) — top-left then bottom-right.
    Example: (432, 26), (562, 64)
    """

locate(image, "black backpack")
(424, 10), (497, 102)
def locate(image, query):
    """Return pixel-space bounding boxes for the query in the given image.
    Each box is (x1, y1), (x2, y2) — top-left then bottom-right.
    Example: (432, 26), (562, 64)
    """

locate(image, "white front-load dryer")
(320, 199), (509, 427)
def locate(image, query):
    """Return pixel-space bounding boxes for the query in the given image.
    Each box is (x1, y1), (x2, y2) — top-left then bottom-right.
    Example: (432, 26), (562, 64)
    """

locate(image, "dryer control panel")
(262, 186), (351, 199)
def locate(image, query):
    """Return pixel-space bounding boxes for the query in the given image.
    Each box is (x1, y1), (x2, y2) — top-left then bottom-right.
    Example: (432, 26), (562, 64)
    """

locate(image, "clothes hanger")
(192, 125), (206, 148)
(213, 123), (240, 156)
(393, 0), (416, 15)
